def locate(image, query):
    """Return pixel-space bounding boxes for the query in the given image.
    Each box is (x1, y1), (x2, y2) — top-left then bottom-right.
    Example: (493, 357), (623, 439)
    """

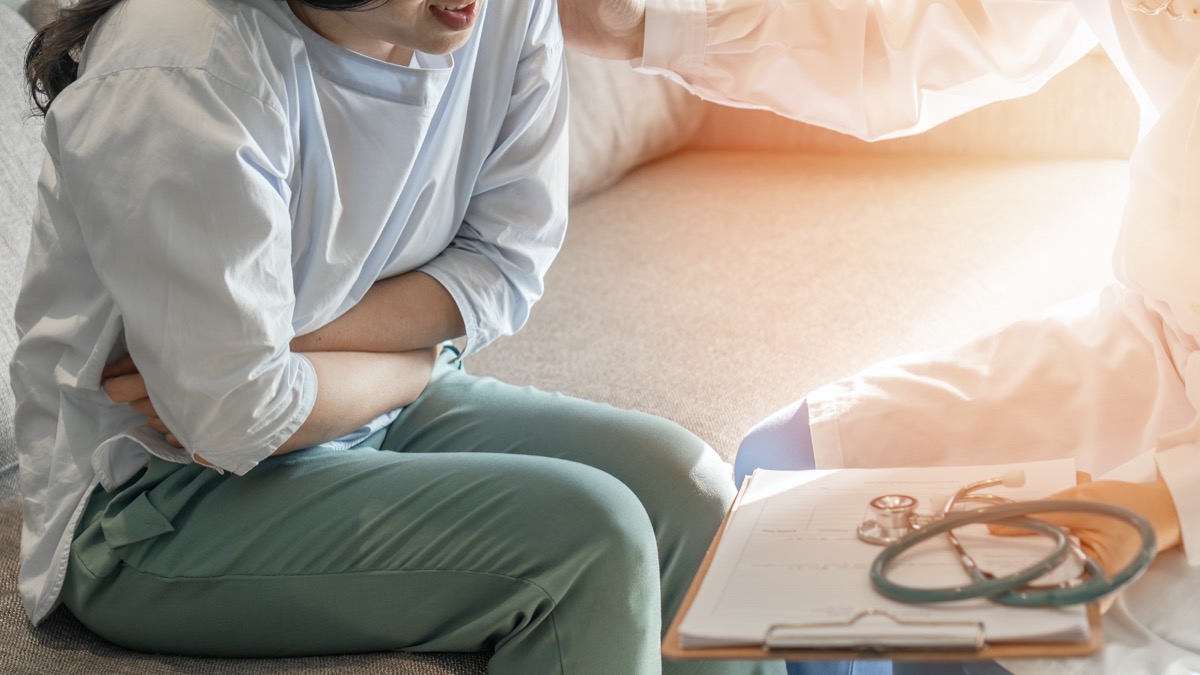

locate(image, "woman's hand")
(102, 355), (183, 448)
(990, 475), (1182, 578)
(558, 0), (646, 60)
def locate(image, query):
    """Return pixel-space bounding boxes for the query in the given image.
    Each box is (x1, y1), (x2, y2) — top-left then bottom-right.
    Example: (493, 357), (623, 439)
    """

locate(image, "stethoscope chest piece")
(856, 494), (920, 546)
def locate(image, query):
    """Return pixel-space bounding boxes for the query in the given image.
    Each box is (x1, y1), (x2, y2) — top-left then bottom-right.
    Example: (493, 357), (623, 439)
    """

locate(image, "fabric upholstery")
(16, 0), (54, 28)
(0, 5), (40, 501)
(465, 151), (1128, 459)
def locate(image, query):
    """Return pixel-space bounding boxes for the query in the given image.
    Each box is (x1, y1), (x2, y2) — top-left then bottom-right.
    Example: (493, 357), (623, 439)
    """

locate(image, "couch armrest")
(0, 4), (40, 500)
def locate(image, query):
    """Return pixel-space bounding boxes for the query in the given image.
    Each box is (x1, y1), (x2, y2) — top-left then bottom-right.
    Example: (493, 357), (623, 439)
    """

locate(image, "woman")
(561, 0), (1200, 673)
(13, 0), (782, 672)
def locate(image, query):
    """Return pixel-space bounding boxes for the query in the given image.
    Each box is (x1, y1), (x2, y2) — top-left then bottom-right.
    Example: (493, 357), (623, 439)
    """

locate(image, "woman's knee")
(527, 460), (660, 579)
(610, 412), (736, 500)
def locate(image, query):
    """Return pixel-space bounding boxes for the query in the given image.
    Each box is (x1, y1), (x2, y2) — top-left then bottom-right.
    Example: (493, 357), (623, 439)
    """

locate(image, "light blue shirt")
(11, 0), (567, 622)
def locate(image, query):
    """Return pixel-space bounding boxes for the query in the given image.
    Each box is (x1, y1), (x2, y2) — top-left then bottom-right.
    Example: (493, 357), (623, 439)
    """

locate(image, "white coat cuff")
(806, 384), (851, 469)
(636, 0), (707, 85)
(1156, 442), (1200, 566)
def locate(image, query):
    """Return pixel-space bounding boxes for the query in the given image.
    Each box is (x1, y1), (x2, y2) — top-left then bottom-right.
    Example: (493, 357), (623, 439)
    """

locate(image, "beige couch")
(0, 2), (1137, 672)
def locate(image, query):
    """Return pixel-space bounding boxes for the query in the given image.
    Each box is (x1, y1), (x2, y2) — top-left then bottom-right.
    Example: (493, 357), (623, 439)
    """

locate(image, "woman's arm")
(273, 349), (439, 453)
(417, 0), (570, 356)
(297, 0), (568, 361)
(103, 348), (438, 457)
(290, 271), (465, 354)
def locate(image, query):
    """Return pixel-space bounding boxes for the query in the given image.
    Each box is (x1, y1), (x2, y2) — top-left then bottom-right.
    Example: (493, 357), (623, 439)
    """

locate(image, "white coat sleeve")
(1107, 43), (1200, 567)
(47, 67), (315, 475)
(419, 0), (569, 355)
(1133, 58), (1200, 566)
(1115, 55), (1200, 329)
(637, 0), (1099, 140)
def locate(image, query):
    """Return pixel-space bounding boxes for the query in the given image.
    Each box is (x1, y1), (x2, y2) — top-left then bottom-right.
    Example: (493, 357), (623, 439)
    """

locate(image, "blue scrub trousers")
(62, 352), (785, 675)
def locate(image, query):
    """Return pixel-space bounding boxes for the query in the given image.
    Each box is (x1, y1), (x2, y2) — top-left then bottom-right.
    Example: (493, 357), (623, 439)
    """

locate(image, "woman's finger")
(102, 378), (182, 446)
(128, 397), (157, 417)
(101, 354), (139, 378)
(102, 373), (149, 404)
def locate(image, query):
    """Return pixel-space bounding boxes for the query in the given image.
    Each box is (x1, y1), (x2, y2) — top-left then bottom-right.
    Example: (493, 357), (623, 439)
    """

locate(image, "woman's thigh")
(384, 356), (741, 615)
(64, 447), (662, 671)
(387, 354), (736, 512)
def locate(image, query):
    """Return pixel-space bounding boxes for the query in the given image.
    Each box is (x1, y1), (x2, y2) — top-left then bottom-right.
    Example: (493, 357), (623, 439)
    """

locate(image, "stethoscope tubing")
(870, 499), (1157, 607)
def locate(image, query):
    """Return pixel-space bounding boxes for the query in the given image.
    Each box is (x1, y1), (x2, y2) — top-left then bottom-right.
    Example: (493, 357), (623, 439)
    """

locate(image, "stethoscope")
(856, 470), (1158, 607)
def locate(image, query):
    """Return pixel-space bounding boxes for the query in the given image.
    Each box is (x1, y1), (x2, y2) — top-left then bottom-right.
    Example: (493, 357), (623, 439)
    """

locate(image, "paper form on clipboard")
(677, 458), (1090, 650)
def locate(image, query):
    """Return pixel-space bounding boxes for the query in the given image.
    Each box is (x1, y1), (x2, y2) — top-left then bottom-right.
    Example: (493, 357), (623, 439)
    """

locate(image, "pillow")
(566, 51), (706, 202)
(0, 5), (41, 499)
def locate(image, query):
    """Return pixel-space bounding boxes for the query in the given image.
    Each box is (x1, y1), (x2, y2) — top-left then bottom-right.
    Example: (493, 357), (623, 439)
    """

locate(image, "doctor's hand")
(102, 355), (183, 449)
(558, 0), (646, 60)
(990, 477), (1182, 579)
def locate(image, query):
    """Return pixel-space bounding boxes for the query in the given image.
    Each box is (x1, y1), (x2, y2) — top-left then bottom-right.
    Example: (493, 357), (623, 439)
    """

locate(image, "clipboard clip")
(763, 609), (986, 653)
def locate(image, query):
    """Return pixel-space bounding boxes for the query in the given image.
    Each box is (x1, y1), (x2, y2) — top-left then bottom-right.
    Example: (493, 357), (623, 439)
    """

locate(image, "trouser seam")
(109, 563), (564, 589)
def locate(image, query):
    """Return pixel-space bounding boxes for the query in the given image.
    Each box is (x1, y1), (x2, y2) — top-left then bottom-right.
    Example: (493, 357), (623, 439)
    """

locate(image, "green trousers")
(63, 354), (784, 675)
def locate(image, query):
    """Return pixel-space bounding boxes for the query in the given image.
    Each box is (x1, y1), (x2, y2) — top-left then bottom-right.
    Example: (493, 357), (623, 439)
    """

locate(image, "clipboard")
(663, 468), (1103, 662)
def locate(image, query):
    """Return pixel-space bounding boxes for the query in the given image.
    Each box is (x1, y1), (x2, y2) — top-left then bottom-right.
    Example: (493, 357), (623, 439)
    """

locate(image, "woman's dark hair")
(26, 0), (381, 115)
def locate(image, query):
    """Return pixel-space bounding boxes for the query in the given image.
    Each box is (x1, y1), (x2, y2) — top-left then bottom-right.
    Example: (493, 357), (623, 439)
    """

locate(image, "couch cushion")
(0, 5), (40, 501)
(465, 151), (1128, 460)
(565, 52), (706, 202)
